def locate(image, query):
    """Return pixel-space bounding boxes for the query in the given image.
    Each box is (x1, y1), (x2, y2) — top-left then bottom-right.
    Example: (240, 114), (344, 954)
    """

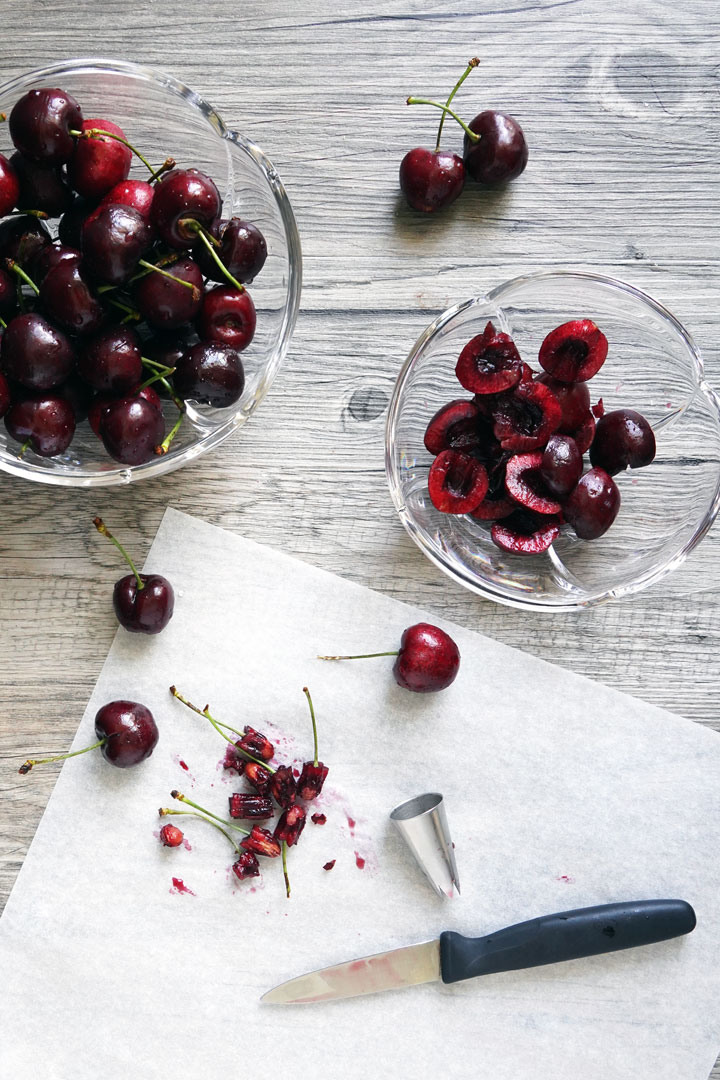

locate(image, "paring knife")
(262, 898), (696, 1004)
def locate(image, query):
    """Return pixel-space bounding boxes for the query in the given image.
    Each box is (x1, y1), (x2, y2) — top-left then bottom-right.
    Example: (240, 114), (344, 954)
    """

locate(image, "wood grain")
(0, 1), (718, 1074)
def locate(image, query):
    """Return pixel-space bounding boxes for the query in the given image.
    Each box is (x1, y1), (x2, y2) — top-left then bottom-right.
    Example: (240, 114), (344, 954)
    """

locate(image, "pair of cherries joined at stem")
(400, 58), (528, 213)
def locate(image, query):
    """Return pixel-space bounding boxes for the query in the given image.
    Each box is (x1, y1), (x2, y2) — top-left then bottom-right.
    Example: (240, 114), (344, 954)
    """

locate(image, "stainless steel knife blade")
(261, 939), (440, 1004)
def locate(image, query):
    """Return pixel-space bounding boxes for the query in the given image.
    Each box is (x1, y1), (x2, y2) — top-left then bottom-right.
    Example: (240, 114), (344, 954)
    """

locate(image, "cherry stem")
(6, 259), (39, 295)
(70, 127), (157, 176)
(9, 207), (48, 220)
(155, 406), (185, 456)
(406, 97), (480, 143)
(303, 686), (319, 767)
(160, 807), (245, 851)
(0, 113), (5, 122)
(183, 222), (245, 292)
(282, 841), (291, 898)
(158, 375), (186, 413)
(317, 651), (399, 660)
(140, 357), (175, 376)
(435, 57), (479, 152)
(0, 315), (6, 329)
(148, 156), (176, 183)
(169, 686), (276, 774)
(105, 295), (141, 321)
(130, 251), (188, 284)
(93, 516), (144, 591)
(17, 438), (31, 459)
(168, 792), (250, 838)
(137, 368), (175, 392)
(19, 737), (106, 774)
(138, 258), (200, 299)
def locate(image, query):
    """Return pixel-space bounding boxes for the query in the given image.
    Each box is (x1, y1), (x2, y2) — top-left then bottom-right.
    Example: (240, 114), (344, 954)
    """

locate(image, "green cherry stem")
(161, 807), (246, 851)
(17, 438), (31, 459)
(435, 57), (479, 152)
(6, 259), (39, 295)
(155, 407), (185, 456)
(303, 686), (319, 767)
(104, 295), (141, 321)
(282, 841), (291, 898)
(70, 127), (157, 176)
(137, 259), (201, 299)
(93, 516), (144, 591)
(137, 368), (175, 393)
(19, 737), (107, 774)
(0, 314), (6, 329)
(147, 156), (176, 184)
(406, 97), (480, 143)
(157, 375), (186, 413)
(168, 686), (276, 773)
(167, 792), (250, 838)
(318, 650), (399, 660)
(140, 357), (175, 376)
(183, 221), (245, 292)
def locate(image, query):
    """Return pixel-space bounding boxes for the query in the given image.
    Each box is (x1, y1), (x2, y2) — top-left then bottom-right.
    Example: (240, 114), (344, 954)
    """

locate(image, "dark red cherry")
(67, 118), (132, 199)
(492, 380), (562, 452)
(150, 168), (221, 249)
(32, 242), (82, 285)
(94, 700), (159, 768)
(99, 178), (154, 219)
(505, 451), (561, 514)
(198, 286), (256, 352)
(393, 623), (460, 693)
(563, 468), (621, 540)
(10, 152), (74, 216)
(539, 320), (608, 383)
(143, 329), (196, 371)
(491, 510), (560, 554)
(1, 312), (75, 389)
(195, 217), (267, 284)
(82, 203), (152, 285)
(456, 322), (523, 394)
(0, 154), (20, 216)
(173, 341), (245, 408)
(40, 261), (105, 336)
(589, 409), (656, 475)
(9, 88), (82, 164)
(428, 448), (489, 513)
(535, 373), (591, 433)
(135, 256), (203, 329)
(399, 147), (465, 212)
(57, 197), (97, 248)
(540, 435), (583, 497)
(0, 215), (51, 268)
(0, 372), (11, 418)
(463, 111), (528, 185)
(569, 411), (596, 454)
(4, 393), (75, 456)
(113, 573), (175, 634)
(56, 374), (94, 422)
(78, 325), (143, 393)
(99, 394), (165, 465)
(88, 384), (161, 438)
(424, 399), (479, 455)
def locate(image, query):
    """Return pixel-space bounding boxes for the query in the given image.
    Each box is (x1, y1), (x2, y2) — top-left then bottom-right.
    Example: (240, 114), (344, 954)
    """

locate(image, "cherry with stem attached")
(169, 685), (276, 774)
(319, 622), (460, 693)
(19, 700), (158, 773)
(94, 517), (174, 635)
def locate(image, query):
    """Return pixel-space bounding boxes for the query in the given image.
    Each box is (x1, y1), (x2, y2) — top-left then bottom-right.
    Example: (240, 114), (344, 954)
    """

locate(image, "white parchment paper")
(1, 507), (719, 1080)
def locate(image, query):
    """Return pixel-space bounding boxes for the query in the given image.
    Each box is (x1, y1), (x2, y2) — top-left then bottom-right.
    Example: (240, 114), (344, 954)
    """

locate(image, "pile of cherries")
(400, 58), (528, 213)
(163, 686), (330, 896)
(424, 318), (656, 554)
(0, 87), (267, 464)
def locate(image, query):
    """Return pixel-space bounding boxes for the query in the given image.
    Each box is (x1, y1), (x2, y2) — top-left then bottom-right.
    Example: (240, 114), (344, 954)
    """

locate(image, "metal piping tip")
(390, 792), (459, 900)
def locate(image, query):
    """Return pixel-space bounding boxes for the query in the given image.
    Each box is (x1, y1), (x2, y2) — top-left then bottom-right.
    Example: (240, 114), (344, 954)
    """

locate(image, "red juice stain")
(170, 877), (195, 895)
(312, 813), (327, 825)
(347, 815), (356, 829)
(179, 760), (189, 771)
(183, 838), (192, 852)
(292, 767), (300, 778)
(323, 860), (336, 871)
(354, 852), (365, 870)
(557, 874), (575, 884)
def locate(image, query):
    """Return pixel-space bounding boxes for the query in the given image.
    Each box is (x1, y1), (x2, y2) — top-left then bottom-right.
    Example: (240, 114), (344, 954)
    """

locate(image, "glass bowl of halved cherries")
(0, 58), (301, 485)
(386, 271), (720, 610)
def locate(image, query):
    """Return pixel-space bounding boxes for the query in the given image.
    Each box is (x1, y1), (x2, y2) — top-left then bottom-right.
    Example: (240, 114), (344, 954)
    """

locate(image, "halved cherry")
(491, 510), (561, 555)
(424, 399), (479, 455)
(492, 380), (562, 452)
(428, 449), (488, 514)
(455, 321), (523, 394)
(469, 458), (515, 519)
(505, 452), (561, 515)
(535, 372), (590, 433)
(538, 320), (608, 383)
(569, 411), (596, 454)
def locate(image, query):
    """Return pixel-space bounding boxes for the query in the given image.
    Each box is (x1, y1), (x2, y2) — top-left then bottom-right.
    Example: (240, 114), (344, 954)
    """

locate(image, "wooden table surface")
(1, 1), (718, 1074)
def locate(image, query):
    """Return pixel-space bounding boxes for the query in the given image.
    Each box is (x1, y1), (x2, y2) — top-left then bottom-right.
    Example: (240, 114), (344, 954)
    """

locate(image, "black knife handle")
(439, 899), (696, 984)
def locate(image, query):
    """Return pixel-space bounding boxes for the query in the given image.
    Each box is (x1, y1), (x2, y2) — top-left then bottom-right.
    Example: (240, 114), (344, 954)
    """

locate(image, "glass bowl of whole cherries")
(386, 271), (720, 610)
(0, 58), (301, 485)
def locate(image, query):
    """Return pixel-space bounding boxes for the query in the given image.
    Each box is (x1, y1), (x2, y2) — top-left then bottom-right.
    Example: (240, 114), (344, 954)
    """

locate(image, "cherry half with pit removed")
(93, 517), (174, 635)
(456, 322), (523, 394)
(539, 320), (608, 383)
(428, 448), (489, 514)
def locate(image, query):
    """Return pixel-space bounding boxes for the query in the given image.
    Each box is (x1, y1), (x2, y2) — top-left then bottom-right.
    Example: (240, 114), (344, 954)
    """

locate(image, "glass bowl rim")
(0, 57), (302, 487)
(385, 270), (720, 611)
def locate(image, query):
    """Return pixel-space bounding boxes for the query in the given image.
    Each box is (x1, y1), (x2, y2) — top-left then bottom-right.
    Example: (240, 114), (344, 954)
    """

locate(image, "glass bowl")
(0, 58), (301, 485)
(386, 271), (720, 611)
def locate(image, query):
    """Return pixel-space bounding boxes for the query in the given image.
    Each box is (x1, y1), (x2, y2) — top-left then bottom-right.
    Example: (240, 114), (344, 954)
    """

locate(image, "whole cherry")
(0, 214), (51, 268)
(99, 393), (166, 465)
(99, 178), (155, 220)
(1, 312), (75, 390)
(82, 203), (153, 285)
(5, 393), (75, 456)
(0, 153), (20, 216)
(93, 517), (175, 635)
(150, 168), (221, 249)
(463, 110), (528, 185)
(19, 699), (158, 773)
(195, 217), (267, 284)
(40, 260), (105, 336)
(78, 325), (143, 394)
(32, 242), (82, 285)
(9, 88), (82, 164)
(67, 118), (132, 199)
(563, 467), (621, 540)
(198, 285), (257, 352)
(399, 147), (465, 213)
(10, 151), (74, 216)
(173, 341), (245, 408)
(319, 622), (461, 693)
(589, 409), (656, 475)
(135, 255), (203, 329)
